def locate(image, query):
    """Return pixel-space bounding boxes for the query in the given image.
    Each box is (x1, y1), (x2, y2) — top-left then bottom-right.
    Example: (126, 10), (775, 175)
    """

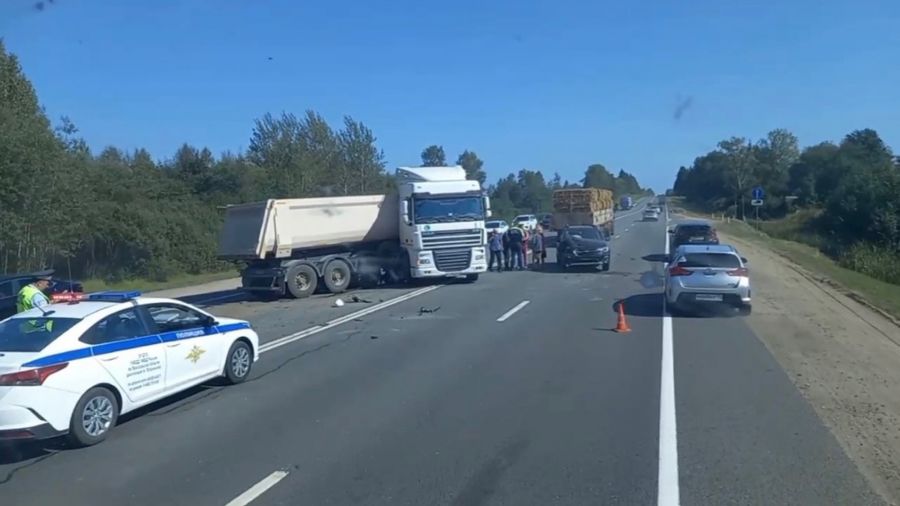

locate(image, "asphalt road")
(0, 200), (884, 505)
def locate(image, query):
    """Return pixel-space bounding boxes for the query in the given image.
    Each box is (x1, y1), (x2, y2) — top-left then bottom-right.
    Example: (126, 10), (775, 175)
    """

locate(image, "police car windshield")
(0, 317), (80, 353)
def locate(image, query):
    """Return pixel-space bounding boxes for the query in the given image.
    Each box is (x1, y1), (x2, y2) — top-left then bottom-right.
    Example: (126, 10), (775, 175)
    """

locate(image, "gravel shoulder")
(721, 230), (900, 505)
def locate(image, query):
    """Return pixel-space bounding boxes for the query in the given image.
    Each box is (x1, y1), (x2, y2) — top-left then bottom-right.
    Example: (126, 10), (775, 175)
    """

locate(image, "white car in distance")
(485, 220), (509, 236)
(0, 291), (259, 447)
(513, 214), (538, 231)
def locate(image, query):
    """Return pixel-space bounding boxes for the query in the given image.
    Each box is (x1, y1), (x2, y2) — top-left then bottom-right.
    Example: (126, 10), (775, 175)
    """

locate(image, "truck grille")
(433, 249), (472, 272)
(421, 229), (484, 250)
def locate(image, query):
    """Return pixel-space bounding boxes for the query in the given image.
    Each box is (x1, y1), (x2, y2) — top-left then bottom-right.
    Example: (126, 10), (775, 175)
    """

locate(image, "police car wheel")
(69, 387), (119, 447)
(323, 260), (352, 294)
(224, 341), (253, 384)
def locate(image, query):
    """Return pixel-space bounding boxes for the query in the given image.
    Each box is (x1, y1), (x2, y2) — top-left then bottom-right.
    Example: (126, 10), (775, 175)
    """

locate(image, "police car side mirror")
(202, 315), (218, 327)
(741, 257), (748, 264)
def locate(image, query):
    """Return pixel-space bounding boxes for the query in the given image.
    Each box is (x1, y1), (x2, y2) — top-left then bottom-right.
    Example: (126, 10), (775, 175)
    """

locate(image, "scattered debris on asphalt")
(333, 298), (345, 307)
(370, 335), (379, 340)
(350, 295), (372, 303)
(418, 306), (441, 315)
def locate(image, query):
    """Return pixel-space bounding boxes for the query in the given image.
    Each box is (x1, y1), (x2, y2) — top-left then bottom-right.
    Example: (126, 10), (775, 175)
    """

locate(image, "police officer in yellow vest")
(17, 275), (52, 314)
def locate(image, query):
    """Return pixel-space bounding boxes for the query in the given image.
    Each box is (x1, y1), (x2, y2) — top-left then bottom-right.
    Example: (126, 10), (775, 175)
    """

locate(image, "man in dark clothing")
(488, 231), (504, 272)
(507, 226), (525, 270)
(502, 231), (511, 270)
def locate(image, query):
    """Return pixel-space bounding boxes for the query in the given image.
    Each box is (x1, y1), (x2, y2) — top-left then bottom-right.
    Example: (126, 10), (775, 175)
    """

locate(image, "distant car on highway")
(665, 244), (751, 316)
(642, 208), (660, 221)
(668, 220), (719, 249)
(539, 214), (552, 229)
(0, 291), (259, 446)
(557, 225), (611, 271)
(485, 220), (509, 236)
(513, 214), (538, 231)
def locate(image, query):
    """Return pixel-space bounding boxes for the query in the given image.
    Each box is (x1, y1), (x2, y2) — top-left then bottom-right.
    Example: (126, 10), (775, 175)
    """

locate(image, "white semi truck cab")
(396, 166), (490, 280)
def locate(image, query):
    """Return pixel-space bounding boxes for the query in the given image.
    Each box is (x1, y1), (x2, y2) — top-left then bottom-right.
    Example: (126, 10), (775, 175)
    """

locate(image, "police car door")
(144, 303), (222, 389)
(82, 307), (166, 404)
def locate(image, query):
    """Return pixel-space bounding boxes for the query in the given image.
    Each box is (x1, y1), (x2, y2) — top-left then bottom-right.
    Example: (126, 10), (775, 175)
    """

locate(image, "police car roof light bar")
(87, 290), (142, 302)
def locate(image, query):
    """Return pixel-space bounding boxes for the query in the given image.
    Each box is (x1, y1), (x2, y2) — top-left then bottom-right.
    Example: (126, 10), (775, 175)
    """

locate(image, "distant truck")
(217, 166), (490, 299)
(550, 188), (615, 236)
(620, 195), (634, 210)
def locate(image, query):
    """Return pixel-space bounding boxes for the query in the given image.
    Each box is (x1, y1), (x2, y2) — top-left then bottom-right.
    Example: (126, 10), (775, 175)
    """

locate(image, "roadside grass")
(667, 198), (900, 321)
(81, 270), (238, 294)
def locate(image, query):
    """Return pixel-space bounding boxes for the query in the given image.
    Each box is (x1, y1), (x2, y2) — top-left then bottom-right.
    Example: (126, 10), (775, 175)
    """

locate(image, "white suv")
(513, 214), (538, 231)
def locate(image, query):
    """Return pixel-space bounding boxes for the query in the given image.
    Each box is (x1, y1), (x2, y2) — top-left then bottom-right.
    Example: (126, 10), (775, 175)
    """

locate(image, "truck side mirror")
(401, 199), (411, 225)
(483, 196), (492, 218)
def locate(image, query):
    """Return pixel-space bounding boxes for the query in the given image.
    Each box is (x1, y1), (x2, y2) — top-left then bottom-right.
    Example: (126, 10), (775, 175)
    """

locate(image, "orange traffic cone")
(614, 302), (632, 333)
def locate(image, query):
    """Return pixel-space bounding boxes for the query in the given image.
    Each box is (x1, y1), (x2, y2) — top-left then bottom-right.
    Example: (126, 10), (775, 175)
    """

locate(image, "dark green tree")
(456, 150), (486, 184)
(421, 145), (446, 166)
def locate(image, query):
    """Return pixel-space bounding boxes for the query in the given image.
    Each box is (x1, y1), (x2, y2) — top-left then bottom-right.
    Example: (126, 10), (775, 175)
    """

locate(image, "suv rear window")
(679, 253), (741, 268)
(0, 317), (80, 352)
(677, 225), (713, 236)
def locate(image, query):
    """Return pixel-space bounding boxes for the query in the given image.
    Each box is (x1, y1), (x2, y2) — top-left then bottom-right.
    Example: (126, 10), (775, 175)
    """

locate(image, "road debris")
(418, 306), (441, 315)
(333, 298), (345, 307)
(350, 295), (372, 303)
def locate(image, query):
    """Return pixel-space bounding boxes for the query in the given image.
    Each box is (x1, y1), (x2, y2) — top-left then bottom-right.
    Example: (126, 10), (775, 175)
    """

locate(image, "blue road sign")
(752, 186), (764, 200)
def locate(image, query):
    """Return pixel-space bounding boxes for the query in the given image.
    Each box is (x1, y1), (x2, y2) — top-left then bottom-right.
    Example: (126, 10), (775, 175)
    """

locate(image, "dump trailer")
(218, 166), (491, 298)
(550, 188), (615, 236)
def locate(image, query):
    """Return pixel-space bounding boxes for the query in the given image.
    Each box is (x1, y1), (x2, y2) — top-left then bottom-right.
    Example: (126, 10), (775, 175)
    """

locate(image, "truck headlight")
(474, 254), (485, 261)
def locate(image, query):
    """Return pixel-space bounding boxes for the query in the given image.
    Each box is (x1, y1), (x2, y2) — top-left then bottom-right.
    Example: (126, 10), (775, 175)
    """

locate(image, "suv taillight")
(0, 363), (68, 386)
(727, 267), (749, 277)
(669, 265), (693, 276)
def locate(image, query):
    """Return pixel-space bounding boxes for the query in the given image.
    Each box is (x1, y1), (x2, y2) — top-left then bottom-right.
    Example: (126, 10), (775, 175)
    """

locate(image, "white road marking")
(496, 300), (530, 322)
(226, 470), (289, 506)
(259, 285), (441, 353)
(658, 206), (680, 506)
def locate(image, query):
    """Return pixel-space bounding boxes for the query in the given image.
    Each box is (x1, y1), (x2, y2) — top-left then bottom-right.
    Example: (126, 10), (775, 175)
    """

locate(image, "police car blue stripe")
(91, 334), (162, 355)
(21, 322), (252, 368)
(22, 347), (93, 368)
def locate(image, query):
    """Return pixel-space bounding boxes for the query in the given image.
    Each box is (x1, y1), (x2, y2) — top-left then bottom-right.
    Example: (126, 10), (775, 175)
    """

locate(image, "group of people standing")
(487, 226), (546, 272)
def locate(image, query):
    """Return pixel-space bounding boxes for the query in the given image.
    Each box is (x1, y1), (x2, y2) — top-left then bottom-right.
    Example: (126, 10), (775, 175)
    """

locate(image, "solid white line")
(259, 285), (441, 353)
(658, 206), (680, 506)
(226, 470), (289, 506)
(496, 300), (530, 322)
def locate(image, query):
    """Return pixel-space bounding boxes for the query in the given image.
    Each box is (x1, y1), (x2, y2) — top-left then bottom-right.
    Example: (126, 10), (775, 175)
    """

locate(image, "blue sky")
(2, 0), (899, 192)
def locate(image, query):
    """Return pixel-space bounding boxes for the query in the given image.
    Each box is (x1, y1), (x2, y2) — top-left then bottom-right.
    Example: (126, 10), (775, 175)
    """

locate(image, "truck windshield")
(413, 196), (485, 224)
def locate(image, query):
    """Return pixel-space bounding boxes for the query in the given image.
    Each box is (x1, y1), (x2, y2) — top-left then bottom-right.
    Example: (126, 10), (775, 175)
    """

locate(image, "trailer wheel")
(323, 260), (352, 294)
(286, 263), (318, 298)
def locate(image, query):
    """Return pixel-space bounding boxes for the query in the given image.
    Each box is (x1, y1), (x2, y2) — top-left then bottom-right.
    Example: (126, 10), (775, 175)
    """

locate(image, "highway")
(0, 201), (884, 506)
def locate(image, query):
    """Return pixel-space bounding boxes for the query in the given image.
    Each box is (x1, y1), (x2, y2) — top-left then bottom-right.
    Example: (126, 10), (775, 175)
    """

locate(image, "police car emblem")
(186, 345), (206, 363)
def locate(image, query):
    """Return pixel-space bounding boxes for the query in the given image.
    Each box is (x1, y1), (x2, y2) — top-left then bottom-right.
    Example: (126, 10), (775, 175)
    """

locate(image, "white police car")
(0, 291), (259, 446)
